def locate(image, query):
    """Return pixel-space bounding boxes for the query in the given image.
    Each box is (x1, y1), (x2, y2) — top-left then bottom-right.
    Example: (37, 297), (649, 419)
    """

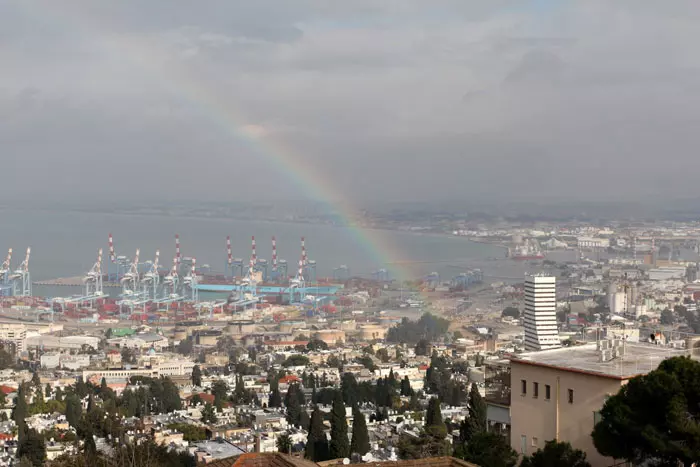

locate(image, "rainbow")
(20, 4), (412, 281)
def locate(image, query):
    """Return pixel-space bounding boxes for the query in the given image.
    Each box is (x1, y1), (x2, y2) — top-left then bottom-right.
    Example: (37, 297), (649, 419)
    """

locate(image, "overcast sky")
(1, 0), (699, 205)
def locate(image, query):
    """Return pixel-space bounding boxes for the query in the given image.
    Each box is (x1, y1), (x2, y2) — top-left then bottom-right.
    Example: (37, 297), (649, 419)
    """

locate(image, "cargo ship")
(508, 240), (545, 261)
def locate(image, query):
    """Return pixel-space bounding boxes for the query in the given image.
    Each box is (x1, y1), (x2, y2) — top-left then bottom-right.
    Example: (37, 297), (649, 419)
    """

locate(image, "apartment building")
(0, 324), (27, 353)
(509, 340), (688, 467)
(523, 274), (560, 351)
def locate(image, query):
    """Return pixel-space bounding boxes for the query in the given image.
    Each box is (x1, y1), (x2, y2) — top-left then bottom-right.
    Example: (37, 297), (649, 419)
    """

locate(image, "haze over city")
(2, 1), (700, 205)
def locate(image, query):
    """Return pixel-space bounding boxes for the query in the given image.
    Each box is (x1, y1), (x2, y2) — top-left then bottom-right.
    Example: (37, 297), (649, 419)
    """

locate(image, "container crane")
(240, 238), (258, 297)
(10, 247), (31, 297)
(141, 250), (160, 300)
(154, 256), (184, 310)
(289, 240), (307, 303)
(83, 248), (104, 300)
(107, 233), (130, 282)
(301, 237), (317, 283)
(182, 257), (199, 302)
(271, 236), (288, 281)
(120, 249), (141, 297)
(0, 248), (12, 296)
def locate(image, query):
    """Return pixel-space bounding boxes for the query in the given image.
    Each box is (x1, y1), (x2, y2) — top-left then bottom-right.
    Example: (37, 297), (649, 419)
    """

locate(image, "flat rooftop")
(511, 342), (692, 379)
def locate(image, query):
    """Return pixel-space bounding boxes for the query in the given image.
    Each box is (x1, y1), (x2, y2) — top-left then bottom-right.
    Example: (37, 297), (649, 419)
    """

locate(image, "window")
(533, 382), (539, 398)
(531, 437), (538, 448)
(521, 379), (527, 395)
(520, 435), (527, 454)
(568, 389), (574, 404)
(545, 384), (551, 400)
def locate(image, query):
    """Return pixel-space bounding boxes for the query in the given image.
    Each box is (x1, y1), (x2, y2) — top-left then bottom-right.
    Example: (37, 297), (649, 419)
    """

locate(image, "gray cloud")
(1, 0), (699, 205)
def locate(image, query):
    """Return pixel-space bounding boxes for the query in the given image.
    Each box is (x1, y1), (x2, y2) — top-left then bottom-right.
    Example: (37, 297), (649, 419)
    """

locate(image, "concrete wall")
(510, 360), (625, 467)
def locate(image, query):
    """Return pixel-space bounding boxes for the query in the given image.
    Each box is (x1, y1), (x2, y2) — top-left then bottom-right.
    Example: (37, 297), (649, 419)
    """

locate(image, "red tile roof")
(187, 392), (215, 404)
(0, 385), (16, 395)
(279, 375), (301, 385)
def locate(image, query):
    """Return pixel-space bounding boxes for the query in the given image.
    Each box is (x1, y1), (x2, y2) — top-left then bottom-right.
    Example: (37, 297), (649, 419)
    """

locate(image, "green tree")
(397, 430), (451, 459)
(305, 407), (329, 462)
(44, 383), (52, 399)
(502, 307), (520, 319)
(375, 348), (390, 363)
(269, 388), (282, 407)
(307, 339), (329, 351)
(326, 355), (341, 369)
(400, 376), (413, 397)
(460, 431), (517, 467)
(285, 383), (304, 427)
(660, 309), (675, 325)
(54, 387), (63, 402)
(350, 406), (370, 456)
(0, 346), (15, 370)
(13, 384), (28, 442)
(341, 373), (358, 407)
(425, 397), (445, 436)
(192, 365), (202, 386)
(520, 440), (591, 467)
(283, 355), (310, 367)
(162, 377), (182, 412)
(31, 371), (40, 388)
(329, 391), (349, 459)
(168, 423), (207, 442)
(592, 356), (700, 466)
(277, 433), (292, 454)
(211, 380), (228, 410)
(65, 394), (83, 429)
(461, 383), (487, 444)
(18, 429), (46, 467)
(414, 339), (430, 356)
(201, 403), (217, 424)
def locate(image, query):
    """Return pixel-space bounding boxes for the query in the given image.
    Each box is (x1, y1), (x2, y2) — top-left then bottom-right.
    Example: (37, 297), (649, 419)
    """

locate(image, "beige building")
(510, 341), (689, 467)
(0, 324), (27, 353)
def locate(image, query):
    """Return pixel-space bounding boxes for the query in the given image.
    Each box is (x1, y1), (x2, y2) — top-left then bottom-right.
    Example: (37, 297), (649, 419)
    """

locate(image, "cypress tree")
(329, 391), (349, 459)
(269, 388), (282, 407)
(464, 382), (487, 441)
(192, 365), (202, 386)
(65, 393), (83, 429)
(286, 384), (302, 427)
(400, 376), (412, 396)
(425, 397), (446, 439)
(350, 406), (370, 456)
(13, 385), (28, 444)
(305, 406), (329, 462)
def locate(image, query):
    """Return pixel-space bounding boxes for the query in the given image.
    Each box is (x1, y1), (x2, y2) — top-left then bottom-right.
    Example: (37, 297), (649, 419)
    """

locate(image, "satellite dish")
(343, 459), (350, 465)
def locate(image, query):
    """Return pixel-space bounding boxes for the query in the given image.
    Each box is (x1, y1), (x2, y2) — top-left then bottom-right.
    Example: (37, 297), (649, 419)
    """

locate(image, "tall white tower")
(523, 273), (560, 351)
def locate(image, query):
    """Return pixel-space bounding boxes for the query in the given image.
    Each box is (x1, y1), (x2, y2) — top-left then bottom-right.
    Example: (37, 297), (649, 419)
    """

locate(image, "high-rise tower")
(523, 273), (560, 351)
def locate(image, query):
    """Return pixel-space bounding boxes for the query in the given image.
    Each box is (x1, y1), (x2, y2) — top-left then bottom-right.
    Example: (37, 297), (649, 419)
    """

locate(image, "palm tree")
(276, 434), (292, 454)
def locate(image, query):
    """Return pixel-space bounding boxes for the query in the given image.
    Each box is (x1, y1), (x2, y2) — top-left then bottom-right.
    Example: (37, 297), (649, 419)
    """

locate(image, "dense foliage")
(592, 356), (700, 466)
(386, 313), (450, 344)
(520, 440), (591, 467)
